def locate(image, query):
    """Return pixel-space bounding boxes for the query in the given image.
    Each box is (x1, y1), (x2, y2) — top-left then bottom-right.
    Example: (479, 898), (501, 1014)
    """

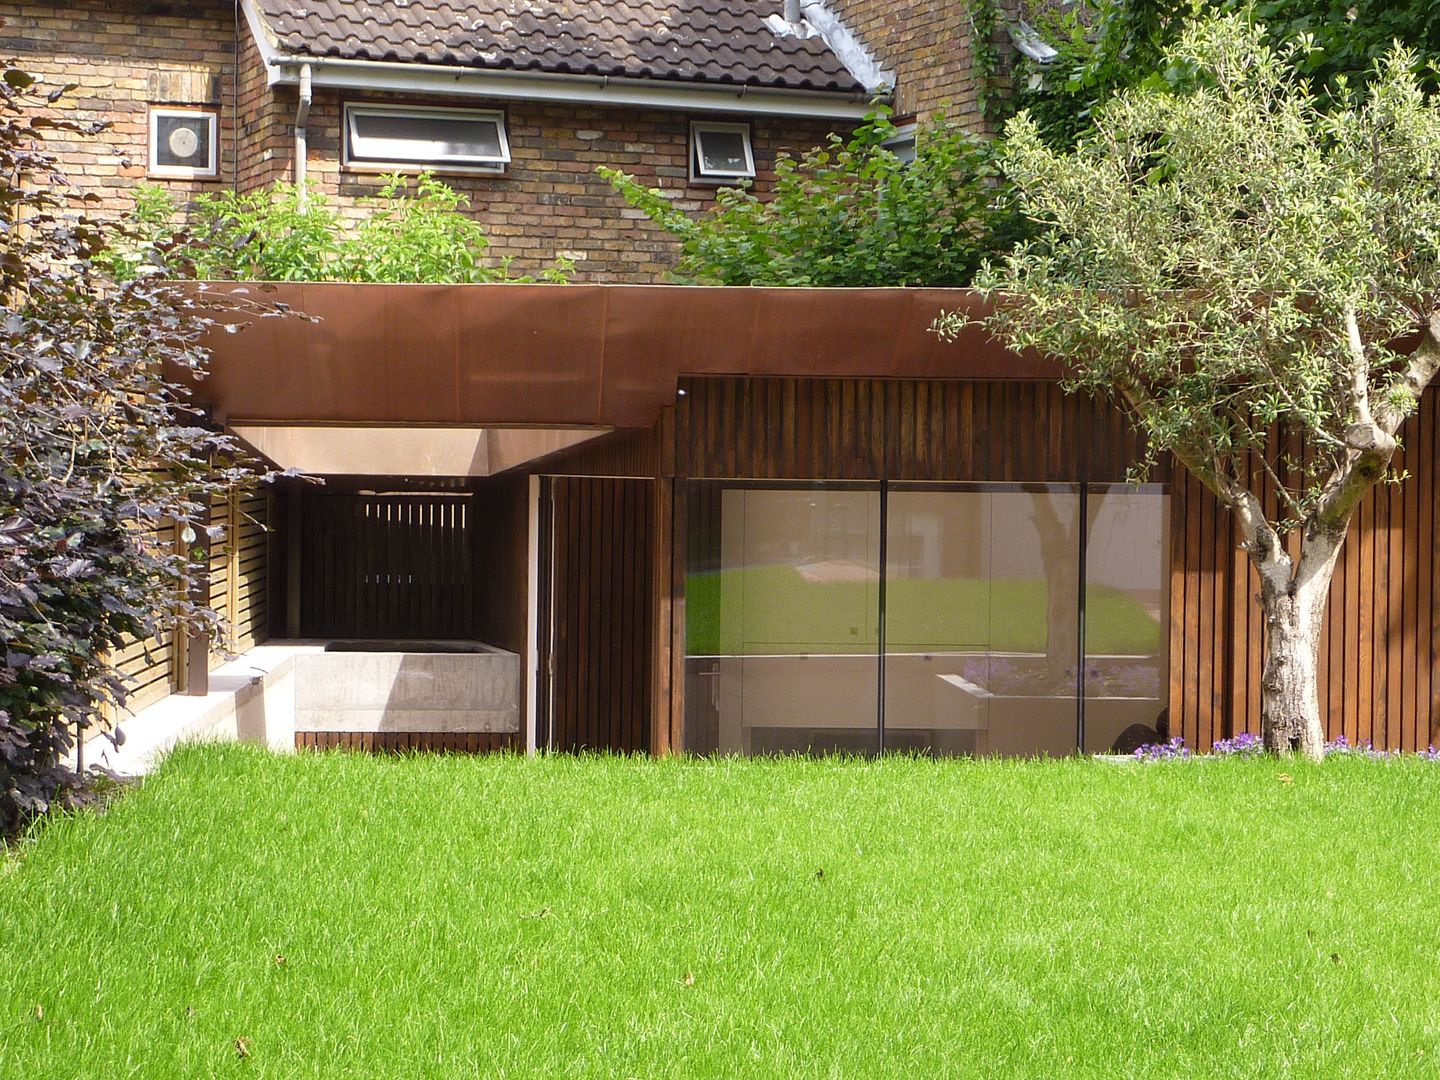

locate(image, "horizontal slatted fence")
(229, 489), (271, 652)
(113, 519), (180, 714)
(204, 489), (272, 666)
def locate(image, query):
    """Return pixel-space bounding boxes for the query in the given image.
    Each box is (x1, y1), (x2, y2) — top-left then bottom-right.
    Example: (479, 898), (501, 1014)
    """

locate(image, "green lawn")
(4, 746), (1440, 1077)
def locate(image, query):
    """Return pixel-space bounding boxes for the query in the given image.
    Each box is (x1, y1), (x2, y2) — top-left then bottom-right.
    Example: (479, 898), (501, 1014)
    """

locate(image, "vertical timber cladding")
(673, 378), (1145, 482)
(546, 477), (655, 753)
(1171, 385), (1440, 751)
(299, 492), (475, 639)
(665, 376), (1152, 750)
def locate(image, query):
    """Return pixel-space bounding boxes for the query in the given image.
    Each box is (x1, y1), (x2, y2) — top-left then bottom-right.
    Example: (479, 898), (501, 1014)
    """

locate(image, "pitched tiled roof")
(253, 1), (867, 94)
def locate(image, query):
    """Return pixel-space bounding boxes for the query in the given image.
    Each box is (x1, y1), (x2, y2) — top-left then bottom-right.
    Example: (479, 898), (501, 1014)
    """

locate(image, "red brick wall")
(0, 0), (238, 203)
(825, 0), (1008, 127)
(1, 0), (845, 282)
(292, 90), (840, 282)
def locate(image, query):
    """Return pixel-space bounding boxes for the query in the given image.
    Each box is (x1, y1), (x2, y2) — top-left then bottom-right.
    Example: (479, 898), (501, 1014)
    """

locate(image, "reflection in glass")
(682, 481), (1169, 758)
(884, 487), (1081, 757)
(1082, 487), (1170, 753)
(684, 485), (881, 755)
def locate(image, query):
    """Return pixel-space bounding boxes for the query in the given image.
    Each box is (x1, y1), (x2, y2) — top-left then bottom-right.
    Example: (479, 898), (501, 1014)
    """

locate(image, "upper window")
(148, 107), (219, 179)
(882, 124), (917, 165)
(690, 121), (755, 184)
(344, 104), (511, 173)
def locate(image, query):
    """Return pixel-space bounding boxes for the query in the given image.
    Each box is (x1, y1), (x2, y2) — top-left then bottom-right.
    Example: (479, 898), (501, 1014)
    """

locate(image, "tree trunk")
(1253, 532), (1343, 760)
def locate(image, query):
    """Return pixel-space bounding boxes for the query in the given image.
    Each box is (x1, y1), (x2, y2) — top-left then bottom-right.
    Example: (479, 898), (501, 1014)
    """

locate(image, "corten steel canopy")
(190, 283), (1056, 430)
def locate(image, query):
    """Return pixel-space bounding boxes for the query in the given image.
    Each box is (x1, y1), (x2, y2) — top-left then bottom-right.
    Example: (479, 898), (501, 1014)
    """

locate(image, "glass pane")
(884, 135), (917, 164)
(1082, 487), (1170, 753)
(697, 129), (751, 175)
(351, 111), (505, 163)
(154, 114), (212, 168)
(684, 483), (880, 756)
(884, 486), (1081, 757)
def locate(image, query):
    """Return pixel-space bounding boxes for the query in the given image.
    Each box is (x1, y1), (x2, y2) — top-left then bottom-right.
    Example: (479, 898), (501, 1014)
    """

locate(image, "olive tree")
(936, 15), (1440, 757)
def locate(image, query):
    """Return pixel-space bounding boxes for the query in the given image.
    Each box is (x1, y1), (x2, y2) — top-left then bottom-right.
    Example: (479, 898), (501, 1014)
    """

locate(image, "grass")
(4, 746), (1440, 1077)
(685, 566), (1161, 655)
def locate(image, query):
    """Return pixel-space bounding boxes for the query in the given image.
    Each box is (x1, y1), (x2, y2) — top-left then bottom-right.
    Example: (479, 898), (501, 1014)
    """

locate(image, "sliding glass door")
(1081, 485), (1170, 753)
(684, 484), (880, 756)
(883, 485), (1081, 757)
(683, 480), (1169, 757)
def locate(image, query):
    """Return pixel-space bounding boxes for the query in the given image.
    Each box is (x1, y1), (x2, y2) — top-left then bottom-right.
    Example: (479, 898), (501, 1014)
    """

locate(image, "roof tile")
(254, 1), (865, 94)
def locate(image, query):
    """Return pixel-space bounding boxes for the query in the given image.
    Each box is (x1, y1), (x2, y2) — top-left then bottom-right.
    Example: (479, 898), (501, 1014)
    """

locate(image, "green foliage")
(938, 14), (1440, 536)
(964, 0), (1007, 126)
(1013, 1), (1440, 149)
(344, 173), (567, 284)
(189, 183), (342, 281)
(110, 174), (571, 284)
(1241, 0), (1440, 98)
(601, 109), (1024, 287)
(1009, 0), (1201, 147)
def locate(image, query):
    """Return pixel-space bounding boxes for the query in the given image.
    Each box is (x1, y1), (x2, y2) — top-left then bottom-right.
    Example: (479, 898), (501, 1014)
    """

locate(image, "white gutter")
(238, 0), (880, 120)
(294, 63), (312, 208)
(266, 54), (878, 120)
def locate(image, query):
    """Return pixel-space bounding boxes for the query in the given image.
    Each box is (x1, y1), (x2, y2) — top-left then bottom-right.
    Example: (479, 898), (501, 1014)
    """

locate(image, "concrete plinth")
(294, 647), (520, 734)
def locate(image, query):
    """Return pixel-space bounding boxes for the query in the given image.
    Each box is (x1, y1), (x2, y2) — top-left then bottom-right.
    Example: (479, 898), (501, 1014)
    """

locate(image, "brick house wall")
(825, 0), (1009, 127)
(0, 0), (238, 202)
(290, 90), (839, 282)
(3, 0), (846, 282)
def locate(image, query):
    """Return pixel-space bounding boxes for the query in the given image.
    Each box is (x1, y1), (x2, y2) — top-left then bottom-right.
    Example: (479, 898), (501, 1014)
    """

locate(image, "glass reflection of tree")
(1027, 489), (1103, 683)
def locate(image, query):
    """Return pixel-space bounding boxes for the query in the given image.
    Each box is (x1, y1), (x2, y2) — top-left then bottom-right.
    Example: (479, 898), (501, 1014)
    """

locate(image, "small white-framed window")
(344, 103), (511, 173)
(148, 107), (219, 179)
(882, 123), (917, 165)
(690, 121), (756, 183)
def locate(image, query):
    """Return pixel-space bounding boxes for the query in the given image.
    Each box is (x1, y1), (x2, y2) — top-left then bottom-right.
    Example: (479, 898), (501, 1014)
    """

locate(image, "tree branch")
(1375, 309), (1440, 435)
(1115, 373), (1292, 589)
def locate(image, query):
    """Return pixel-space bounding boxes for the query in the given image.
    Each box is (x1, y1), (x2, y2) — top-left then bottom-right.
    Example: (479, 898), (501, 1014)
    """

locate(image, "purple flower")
(1213, 732), (1264, 756)
(1325, 735), (1397, 760)
(1134, 737), (1190, 761)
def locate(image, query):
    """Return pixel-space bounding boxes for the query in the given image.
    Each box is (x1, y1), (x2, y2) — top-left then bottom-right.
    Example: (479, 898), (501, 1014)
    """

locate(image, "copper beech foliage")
(0, 61), (284, 832)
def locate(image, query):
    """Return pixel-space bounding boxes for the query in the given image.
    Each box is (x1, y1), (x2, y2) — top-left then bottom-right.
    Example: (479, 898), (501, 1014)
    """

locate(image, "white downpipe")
(295, 63), (312, 209)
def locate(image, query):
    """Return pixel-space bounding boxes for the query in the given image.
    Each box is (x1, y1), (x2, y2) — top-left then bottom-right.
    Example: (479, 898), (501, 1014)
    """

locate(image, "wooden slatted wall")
(674, 377), (1147, 483)
(545, 477), (654, 753)
(113, 520), (180, 713)
(1171, 387), (1440, 750)
(229, 489), (271, 652)
(203, 489), (272, 665)
(300, 493), (474, 639)
(535, 374), (1437, 754)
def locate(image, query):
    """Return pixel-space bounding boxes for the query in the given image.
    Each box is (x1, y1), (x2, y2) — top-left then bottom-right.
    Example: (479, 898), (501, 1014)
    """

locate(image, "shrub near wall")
(111, 175), (571, 284)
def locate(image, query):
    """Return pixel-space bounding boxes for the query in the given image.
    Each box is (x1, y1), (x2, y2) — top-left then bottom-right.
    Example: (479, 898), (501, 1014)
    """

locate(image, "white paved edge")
(81, 642), (326, 777)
